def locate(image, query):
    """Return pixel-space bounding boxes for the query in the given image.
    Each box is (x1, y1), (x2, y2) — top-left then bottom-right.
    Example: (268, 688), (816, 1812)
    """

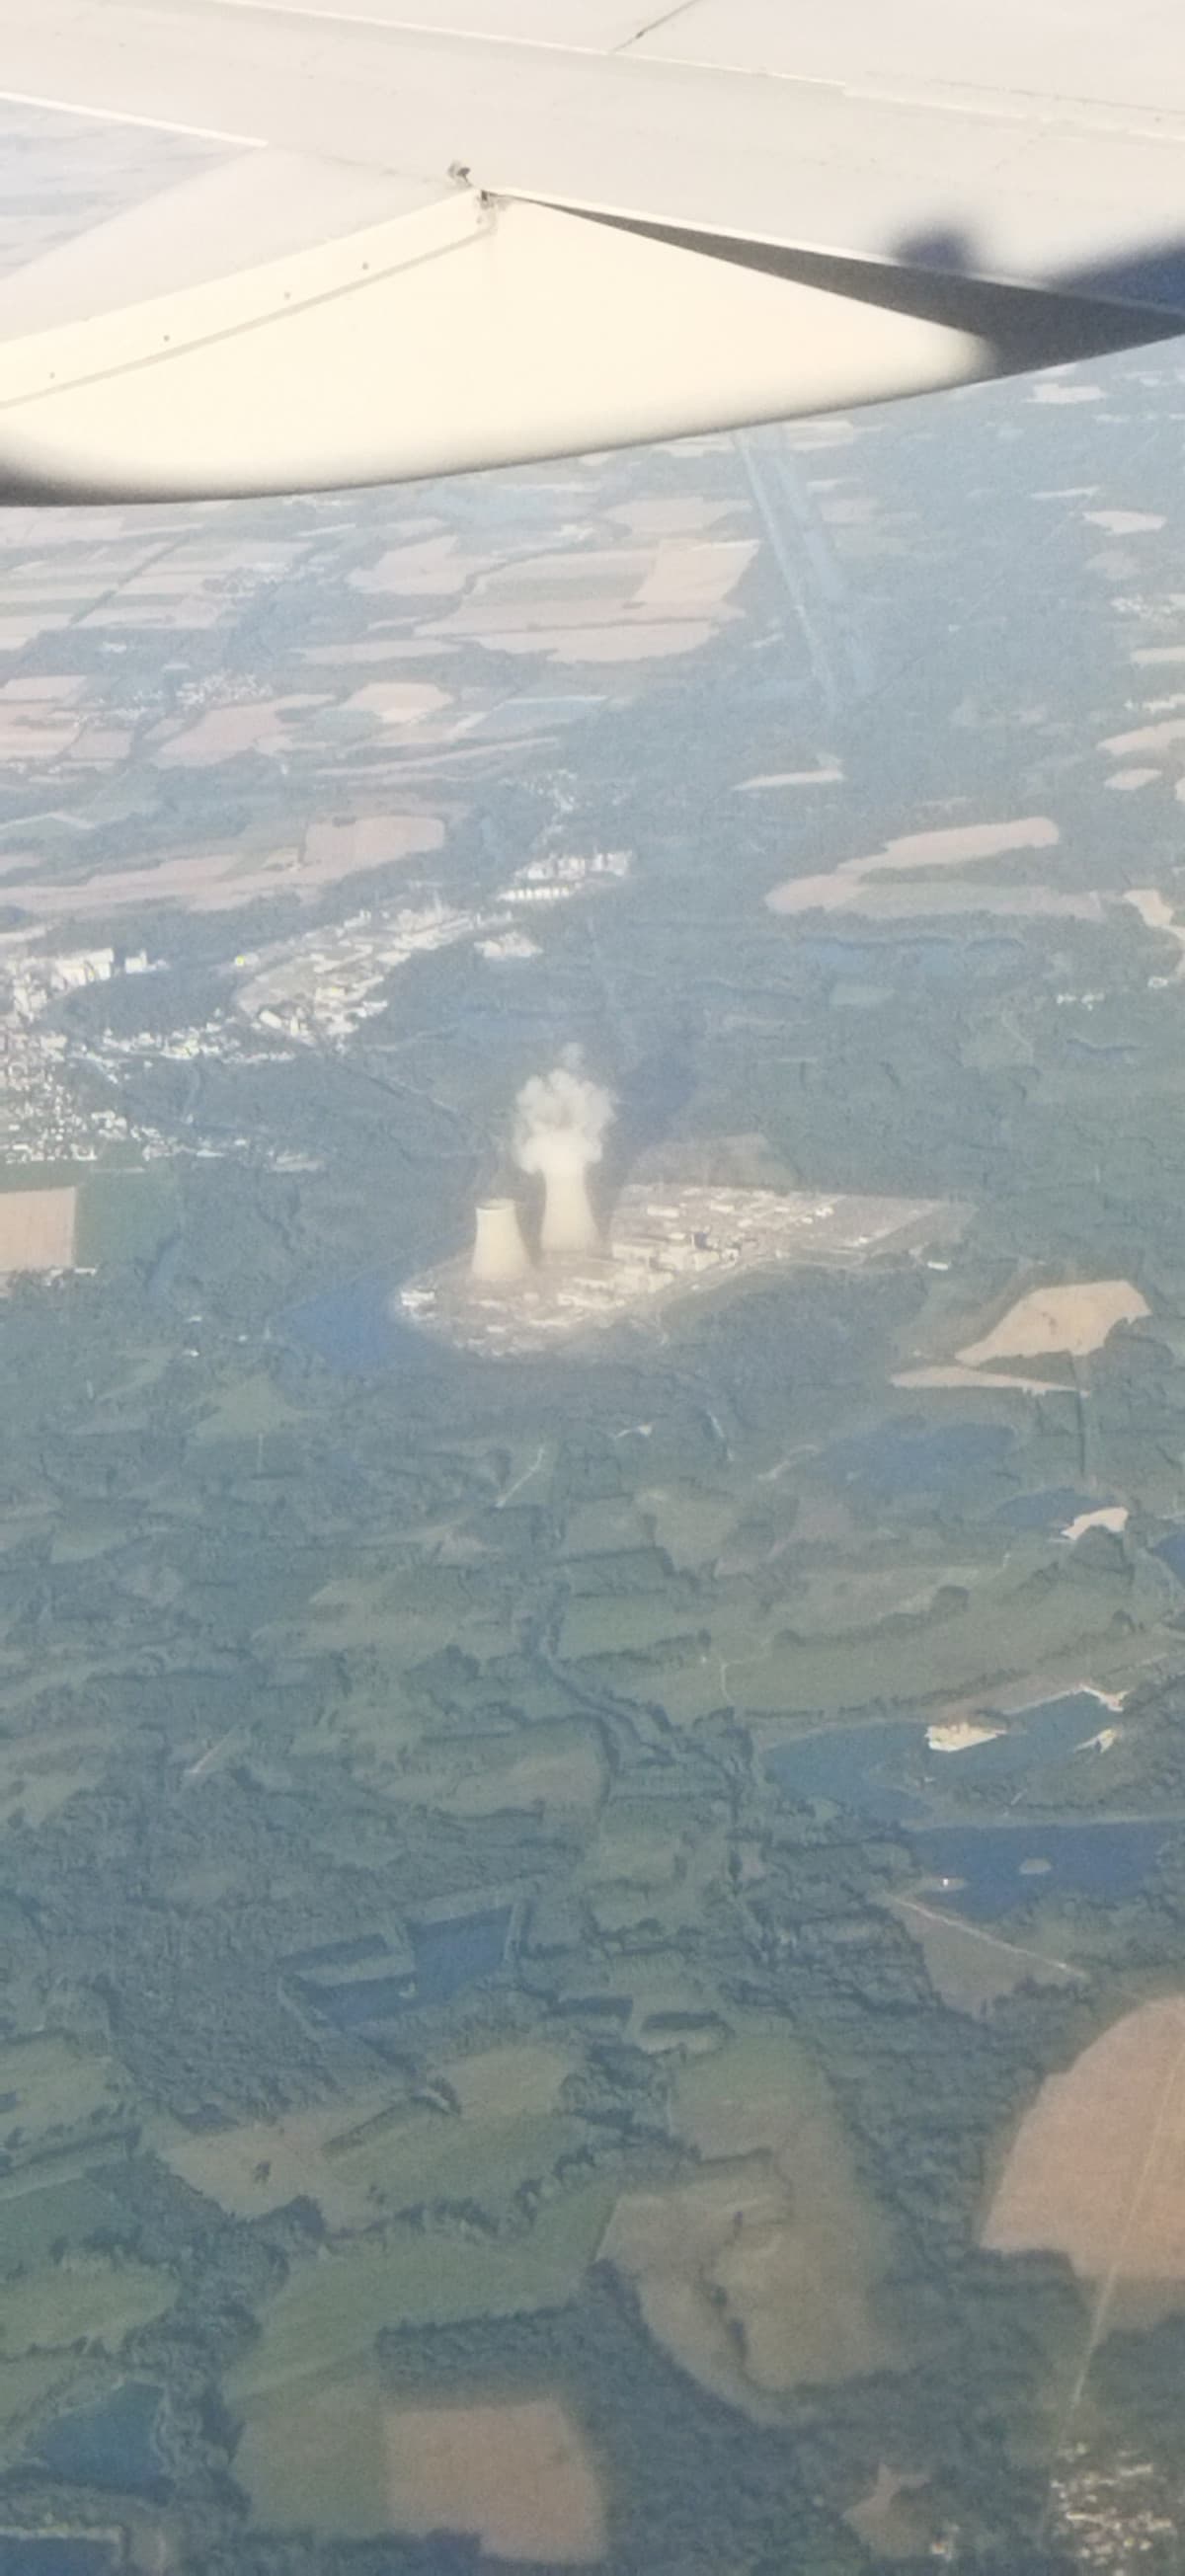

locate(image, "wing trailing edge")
(0, 186), (1177, 503)
(0, 191), (1040, 503)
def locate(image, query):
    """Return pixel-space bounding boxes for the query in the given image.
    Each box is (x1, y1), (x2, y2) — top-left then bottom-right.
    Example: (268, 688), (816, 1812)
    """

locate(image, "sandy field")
(984, 1997), (1185, 2282)
(0, 1186), (76, 1275)
(738, 765), (843, 791)
(892, 1364), (1063, 1393)
(419, 534), (756, 665)
(1031, 381), (1103, 403)
(1125, 886), (1185, 977)
(477, 620), (717, 664)
(152, 697), (328, 766)
(342, 681), (451, 727)
(956, 1280), (1148, 1366)
(0, 816), (443, 915)
(350, 533), (483, 595)
(767, 817), (1064, 920)
(1103, 716), (1185, 755)
(1084, 508), (1164, 533)
(383, 2399), (605, 2562)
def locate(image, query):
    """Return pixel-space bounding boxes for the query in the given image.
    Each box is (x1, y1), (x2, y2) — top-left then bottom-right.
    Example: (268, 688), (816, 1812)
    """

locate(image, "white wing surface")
(0, 0), (1183, 497)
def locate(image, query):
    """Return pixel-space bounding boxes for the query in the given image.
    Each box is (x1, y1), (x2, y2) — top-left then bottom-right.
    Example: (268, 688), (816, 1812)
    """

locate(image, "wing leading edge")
(0, 0), (1183, 500)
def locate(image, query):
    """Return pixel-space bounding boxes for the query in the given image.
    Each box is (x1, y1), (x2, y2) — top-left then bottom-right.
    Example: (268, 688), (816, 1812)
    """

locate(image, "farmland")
(601, 2027), (901, 2415)
(983, 1997), (1185, 2297)
(11, 187), (1185, 2575)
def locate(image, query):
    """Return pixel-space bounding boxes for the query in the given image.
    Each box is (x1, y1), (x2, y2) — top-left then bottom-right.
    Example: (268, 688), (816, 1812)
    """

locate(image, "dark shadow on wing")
(577, 211), (1185, 377)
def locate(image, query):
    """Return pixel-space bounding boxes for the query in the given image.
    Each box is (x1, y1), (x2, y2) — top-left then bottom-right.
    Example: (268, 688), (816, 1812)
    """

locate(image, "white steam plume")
(513, 1050), (614, 1256)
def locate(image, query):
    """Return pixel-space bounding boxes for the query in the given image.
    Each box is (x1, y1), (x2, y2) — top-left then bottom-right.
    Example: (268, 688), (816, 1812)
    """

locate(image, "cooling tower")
(471, 1197), (530, 1284)
(540, 1168), (599, 1257)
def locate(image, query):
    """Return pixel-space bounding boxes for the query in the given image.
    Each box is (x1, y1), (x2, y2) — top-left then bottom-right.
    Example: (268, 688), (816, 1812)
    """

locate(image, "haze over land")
(11, 87), (1185, 2576)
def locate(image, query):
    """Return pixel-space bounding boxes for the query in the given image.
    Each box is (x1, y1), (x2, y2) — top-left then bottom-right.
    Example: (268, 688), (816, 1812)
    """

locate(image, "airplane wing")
(1, 0), (1184, 499)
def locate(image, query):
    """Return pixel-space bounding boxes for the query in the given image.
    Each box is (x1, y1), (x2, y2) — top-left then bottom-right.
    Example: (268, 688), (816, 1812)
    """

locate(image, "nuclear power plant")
(398, 1053), (970, 1359)
(470, 1169), (599, 1283)
(464, 1054), (611, 1283)
(470, 1197), (531, 1284)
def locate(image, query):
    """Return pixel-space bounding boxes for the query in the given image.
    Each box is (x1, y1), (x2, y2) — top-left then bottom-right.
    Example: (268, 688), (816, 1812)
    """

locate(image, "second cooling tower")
(471, 1197), (530, 1283)
(540, 1167), (599, 1256)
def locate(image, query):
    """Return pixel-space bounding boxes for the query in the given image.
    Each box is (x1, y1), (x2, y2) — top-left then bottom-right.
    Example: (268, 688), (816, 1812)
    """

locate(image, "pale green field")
(674, 1560), (1155, 1719)
(0, 2255), (175, 2356)
(48, 1507), (130, 1566)
(0, 2167), (129, 2275)
(603, 2022), (901, 2414)
(0, 2350), (83, 2444)
(0, 1727), (114, 1830)
(560, 1497), (650, 1557)
(362, 1724), (604, 1822)
(635, 1482), (740, 1569)
(301, 1573), (516, 1668)
(0, 2035), (132, 2159)
(227, 2182), (615, 2406)
(561, 1531), (1170, 1721)
(885, 1894), (1082, 2013)
(236, 2370), (607, 2554)
(234, 2363), (388, 2535)
(193, 1371), (307, 1442)
(559, 1595), (703, 1661)
(578, 1808), (730, 1940)
(160, 2044), (580, 2230)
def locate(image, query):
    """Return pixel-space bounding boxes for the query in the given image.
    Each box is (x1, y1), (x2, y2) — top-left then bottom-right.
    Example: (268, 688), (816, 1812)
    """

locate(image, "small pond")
(992, 1488), (1100, 1532)
(767, 1700), (1170, 1916)
(411, 1906), (513, 2006)
(301, 1908), (513, 2029)
(766, 1691), (1115, 1823)
(283, 1273), (432, 1375)
(909, 1820), (1169, 1921)
(36, 2383), (166, 2499)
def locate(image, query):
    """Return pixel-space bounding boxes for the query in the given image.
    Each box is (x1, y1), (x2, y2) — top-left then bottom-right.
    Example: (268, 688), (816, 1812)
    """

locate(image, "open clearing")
(227, 2182), (614, 2405)
(0, 816), (443, 916)
(374, 1727), (604, 1822)
(0, 2351), (82, 2444)
(886, 1895), (1082, 2013)
(234, 2374), (605, 2557)
(957, 1281), (1148, 1366)
(0, 2254), (174, 2357)
(0, 1724), (113, 1830)
(0, 2033), (133, 2164)
(0, 1186), (75, 1275)
(766, 816), (1069, 922)
(601, 2028), (897, 2414)
(984, 1997), (1185, 2286)
(159, 2043), (577, 2230)
(385, 2399), (605, 2562)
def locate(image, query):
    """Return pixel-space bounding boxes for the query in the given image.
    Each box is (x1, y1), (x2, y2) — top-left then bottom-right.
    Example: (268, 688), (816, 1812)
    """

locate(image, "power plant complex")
(398, 1057), (968, 1360)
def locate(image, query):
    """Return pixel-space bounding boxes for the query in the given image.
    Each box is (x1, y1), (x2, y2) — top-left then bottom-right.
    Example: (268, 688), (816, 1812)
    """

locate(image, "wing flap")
(0, 190), (994, 501)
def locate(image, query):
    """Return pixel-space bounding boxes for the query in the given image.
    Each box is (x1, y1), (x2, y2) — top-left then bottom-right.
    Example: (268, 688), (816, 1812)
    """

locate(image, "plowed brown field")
(984, 1997), (1185, 2282)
